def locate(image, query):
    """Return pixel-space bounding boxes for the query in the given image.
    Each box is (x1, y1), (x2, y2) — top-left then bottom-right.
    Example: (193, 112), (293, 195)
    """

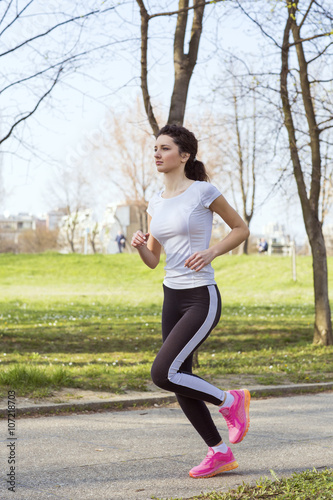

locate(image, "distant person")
(115, 231), (126, 253)
(258, 238), (268, 254)
(131, 124), (251, 479)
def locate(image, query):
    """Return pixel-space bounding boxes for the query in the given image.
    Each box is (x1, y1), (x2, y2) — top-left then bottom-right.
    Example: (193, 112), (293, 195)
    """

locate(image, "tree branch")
(0, 67), (63, 145)
(0, 39), (131, 95)
(148, 0), (226, 19)
(307, 41), (333, 65)
(290, 3), (321, 214)
(235, 0), (281, 49)
(136, 0), (160, 136)
(0, 5), (116, 58)
(0, 0), (16, 32)
(288, 31), (333, 49)
(298, 0), (315, 31)
(280, 5), (310, 221)
(319, 124), (333, 133)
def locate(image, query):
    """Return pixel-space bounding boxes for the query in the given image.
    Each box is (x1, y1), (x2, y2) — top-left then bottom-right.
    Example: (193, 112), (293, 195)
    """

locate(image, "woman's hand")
(131, 231), (150, 248)
(184, 248), (215, 272)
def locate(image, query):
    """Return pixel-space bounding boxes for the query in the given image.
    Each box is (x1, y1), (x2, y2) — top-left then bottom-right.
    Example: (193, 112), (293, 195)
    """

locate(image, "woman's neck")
(163, 171), (194, 197)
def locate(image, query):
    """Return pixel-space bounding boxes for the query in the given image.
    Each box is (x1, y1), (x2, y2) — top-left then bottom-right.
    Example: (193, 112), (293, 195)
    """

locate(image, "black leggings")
(151, 284), (223, 447)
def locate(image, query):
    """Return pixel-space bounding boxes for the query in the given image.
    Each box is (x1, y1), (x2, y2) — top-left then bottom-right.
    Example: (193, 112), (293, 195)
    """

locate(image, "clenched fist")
(131, 231), (150, 248)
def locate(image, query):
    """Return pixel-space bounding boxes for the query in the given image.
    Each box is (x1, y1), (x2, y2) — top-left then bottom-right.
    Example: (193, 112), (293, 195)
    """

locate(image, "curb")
(1, 382), (332, 418)
(248, 381), (333, 398)
(0, 394), (177, 418)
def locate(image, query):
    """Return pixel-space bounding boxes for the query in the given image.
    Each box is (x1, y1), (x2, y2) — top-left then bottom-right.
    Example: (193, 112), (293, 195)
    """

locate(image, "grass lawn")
(0, 252), (332, 398)
(161, 468), (333, 500)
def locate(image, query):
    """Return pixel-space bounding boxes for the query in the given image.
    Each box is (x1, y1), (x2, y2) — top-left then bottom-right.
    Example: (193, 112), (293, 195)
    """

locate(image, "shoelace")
(200, 450), (215, 466)
(220, 407), (234, 430)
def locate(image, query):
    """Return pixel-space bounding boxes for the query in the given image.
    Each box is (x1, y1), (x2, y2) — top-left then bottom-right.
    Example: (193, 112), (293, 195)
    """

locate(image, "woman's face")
(154, 135), (189, 174)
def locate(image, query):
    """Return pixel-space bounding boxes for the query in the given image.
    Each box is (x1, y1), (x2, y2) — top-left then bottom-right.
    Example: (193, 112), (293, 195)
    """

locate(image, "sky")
(1, 1), (312, 244)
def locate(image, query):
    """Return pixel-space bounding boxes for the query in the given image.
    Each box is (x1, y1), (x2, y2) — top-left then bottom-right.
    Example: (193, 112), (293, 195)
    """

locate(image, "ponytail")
(185, 158), (209, 182)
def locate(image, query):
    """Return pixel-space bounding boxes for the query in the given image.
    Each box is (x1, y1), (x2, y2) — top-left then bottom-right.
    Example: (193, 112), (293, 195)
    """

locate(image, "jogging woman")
(131, 124), (251, 479)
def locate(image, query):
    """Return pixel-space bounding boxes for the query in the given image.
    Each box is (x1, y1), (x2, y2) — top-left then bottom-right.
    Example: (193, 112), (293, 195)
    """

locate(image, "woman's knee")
(151, 359), (170, 389)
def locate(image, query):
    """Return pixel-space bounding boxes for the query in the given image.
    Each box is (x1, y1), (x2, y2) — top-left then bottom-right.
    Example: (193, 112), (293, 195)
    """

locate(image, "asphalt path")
(0, 392), (332, 500)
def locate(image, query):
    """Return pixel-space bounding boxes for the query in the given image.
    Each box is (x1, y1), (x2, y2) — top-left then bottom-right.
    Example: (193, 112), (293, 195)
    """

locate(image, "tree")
(18, 226), (59, 253)
(0, 0), (125, 210)
(236, 0), (333, 345)
(212, 72), (260, 254)
(1, 1), (119, 142)
(88, 221), (100, 255)
(48, 163), (92, 253)
(135, 0), (260, 255)
(230, 89), (256, 253)
(280, 0), (333, 345)
(93, 98), (161, 233)
(136, 0), (225, 135)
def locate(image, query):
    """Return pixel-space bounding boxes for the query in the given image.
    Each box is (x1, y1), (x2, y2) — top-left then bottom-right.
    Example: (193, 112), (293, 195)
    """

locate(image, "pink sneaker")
(189, 447), (238, 478)
(219, 389), (251, 444)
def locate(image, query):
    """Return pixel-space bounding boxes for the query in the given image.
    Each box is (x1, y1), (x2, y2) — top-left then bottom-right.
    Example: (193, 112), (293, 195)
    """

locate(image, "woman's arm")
(184, 194), (250, 272)
(131, 214), (161, 269)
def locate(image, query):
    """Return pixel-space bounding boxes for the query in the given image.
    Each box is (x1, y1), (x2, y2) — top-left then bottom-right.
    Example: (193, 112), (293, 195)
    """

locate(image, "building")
(46, 208), (67, 231)
(101, 202), (147, 254)
(0, 202), (148, 254)
(0, 213), (37, 250)
(262, 222), (292, 255)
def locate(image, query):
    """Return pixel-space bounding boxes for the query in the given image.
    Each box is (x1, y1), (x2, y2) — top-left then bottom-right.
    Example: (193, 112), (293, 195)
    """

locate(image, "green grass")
(157, 468), (333, 500)
(0, 253), (332, 398)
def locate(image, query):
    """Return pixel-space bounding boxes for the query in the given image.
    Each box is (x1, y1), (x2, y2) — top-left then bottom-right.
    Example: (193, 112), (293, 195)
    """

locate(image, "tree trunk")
(136, 0), (160, 136)
(68, 233), (75, 253)
(243, 237), (249, 255)
(233, 88), (255, 255)
(168, 0), (205, 125)
(309, 224), (332, 345)
(137, 0), (206, 133)
(280, 2), (332, 345)
(90, 238), (96, 254)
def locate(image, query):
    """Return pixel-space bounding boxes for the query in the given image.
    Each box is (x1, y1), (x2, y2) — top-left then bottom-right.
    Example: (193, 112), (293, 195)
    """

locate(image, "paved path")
(0, 392), (332, 500)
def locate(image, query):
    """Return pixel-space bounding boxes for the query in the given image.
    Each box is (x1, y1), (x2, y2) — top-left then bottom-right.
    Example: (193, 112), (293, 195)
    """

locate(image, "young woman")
(131, 124), (251, 479)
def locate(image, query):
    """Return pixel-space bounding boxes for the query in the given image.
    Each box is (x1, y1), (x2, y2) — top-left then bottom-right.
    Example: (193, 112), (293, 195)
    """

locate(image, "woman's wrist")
(209, 244), (224, 261)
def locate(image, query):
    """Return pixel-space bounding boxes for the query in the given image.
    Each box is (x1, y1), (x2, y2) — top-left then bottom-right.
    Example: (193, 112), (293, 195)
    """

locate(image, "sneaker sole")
(232, 388), (251, 444)
(189, 460), (239, 478)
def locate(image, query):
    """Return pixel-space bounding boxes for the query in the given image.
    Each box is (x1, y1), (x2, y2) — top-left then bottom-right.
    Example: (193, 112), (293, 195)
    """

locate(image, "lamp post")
(83, 211), (90, 255)
(291, 240), (297, 281)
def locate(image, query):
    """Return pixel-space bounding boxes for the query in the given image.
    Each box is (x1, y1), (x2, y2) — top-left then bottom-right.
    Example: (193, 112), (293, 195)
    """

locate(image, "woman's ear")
(181, 153), (190, 163)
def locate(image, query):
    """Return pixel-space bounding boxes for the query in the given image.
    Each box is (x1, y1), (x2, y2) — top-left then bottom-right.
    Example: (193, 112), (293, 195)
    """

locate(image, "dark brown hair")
(157, 124), (209, 182)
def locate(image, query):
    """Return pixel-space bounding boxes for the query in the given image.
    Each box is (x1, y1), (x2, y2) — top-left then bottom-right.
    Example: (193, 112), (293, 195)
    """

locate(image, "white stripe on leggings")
(167, 285), (224, 402)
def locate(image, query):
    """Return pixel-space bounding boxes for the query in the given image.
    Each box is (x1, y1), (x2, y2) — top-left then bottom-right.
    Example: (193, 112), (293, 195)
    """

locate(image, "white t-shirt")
(147, 180), (222, 289)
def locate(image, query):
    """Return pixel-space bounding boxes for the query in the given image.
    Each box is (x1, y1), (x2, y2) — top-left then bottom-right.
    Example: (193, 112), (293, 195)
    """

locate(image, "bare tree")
(136, 0), (226, 135)
(0, 0), (132, 218)
(0, 1), (119, 145)
(214, 76), (259, 255)
(94, 98), (161, 230)
(280, 0), (333, 345)
(18, 226), (59, 253)
(193, 64), (264, 255)
(47, 163), (92, 253)
(235, 0), (333, 345)
(89, 221), (100, 255)
(231, 90), (256, 253)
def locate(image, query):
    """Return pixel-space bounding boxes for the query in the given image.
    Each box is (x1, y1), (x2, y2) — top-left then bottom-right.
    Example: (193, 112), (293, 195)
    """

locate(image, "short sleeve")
(147, 199), (153, 217)
(200, 183), (222, 208)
